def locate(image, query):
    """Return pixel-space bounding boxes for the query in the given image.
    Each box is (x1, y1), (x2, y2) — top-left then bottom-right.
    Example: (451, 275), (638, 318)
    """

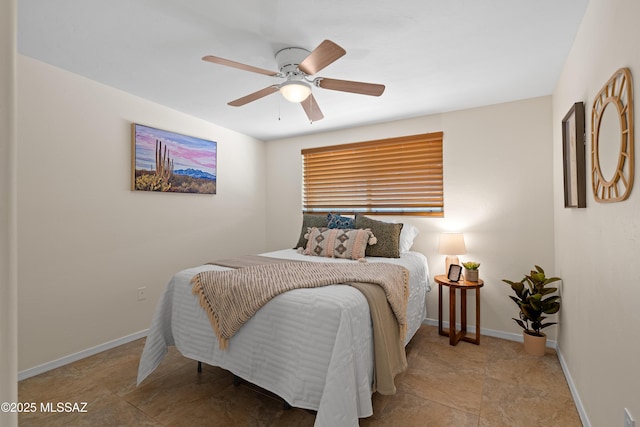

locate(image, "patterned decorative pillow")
(304, 227), (377, 260)
(327, 213), (355, 229)
(354, 214), (403, 258)
(294, 214), (328, 249)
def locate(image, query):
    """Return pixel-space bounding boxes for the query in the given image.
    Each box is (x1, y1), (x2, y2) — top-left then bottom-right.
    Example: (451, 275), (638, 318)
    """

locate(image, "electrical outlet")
(625, 408), (635, 427)
(137, 286), (147, 301)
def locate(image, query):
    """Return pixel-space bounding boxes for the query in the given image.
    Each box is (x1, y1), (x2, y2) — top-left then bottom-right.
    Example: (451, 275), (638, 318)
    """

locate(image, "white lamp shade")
(280, 81), (311, 102)
(438, 232), (466, 275)
(438, 232), (466, 255)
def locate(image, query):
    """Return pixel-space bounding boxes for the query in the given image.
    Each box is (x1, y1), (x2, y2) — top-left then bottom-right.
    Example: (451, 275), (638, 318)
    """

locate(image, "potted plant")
(462, 261), (480, 281)
(502, 265), (561, 356)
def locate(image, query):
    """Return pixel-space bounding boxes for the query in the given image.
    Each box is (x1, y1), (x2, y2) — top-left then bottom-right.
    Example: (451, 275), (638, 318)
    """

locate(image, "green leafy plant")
(462, 261), (480, 270)
(502, 265), (561, 337)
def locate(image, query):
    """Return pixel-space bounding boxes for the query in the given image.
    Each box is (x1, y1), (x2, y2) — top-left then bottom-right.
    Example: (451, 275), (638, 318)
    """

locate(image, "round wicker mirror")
(591, 68), (634, 202)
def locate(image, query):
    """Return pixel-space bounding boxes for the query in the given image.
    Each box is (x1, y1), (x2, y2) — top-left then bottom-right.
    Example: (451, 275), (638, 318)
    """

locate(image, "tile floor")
(18, 325), (582, 426)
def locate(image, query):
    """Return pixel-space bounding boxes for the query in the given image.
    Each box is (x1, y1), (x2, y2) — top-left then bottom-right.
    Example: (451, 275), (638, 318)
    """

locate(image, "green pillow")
(294, 214), (328, 249)
(354, 214), (403, 258)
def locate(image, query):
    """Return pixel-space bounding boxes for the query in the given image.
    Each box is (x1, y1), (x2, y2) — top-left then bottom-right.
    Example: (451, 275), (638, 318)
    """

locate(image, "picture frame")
(132, 123), (217, 194)
(447, 264), (462, 282)
(562, 102), (586, 208)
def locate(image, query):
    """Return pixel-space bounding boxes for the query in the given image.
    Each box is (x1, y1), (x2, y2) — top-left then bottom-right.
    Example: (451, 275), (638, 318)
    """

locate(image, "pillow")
(398, 223), (420, 253)
(327, 213), (355, 229)
(354, 214), (403, 258)
(304, 227), (377, 260)
(294, 214), (328, 249)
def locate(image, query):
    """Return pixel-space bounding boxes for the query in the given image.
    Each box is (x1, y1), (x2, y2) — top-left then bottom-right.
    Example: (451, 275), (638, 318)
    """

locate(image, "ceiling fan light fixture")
(279, 80), (311, 103)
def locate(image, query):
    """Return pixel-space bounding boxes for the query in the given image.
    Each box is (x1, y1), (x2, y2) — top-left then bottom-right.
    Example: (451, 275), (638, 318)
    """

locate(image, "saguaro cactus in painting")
(155, 139), (174, 187)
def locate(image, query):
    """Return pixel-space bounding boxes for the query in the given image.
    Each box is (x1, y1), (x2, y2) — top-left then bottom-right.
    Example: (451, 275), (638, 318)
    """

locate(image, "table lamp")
(438, 232), (466, 274)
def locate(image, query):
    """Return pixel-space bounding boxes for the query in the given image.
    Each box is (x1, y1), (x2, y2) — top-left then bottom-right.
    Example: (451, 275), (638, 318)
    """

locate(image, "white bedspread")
(137, 249), (430, 427)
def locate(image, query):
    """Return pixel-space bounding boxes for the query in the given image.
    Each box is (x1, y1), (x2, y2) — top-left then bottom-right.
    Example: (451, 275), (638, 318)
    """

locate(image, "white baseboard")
(18, 329), (149, 381)
(421, 318), (589, 425)
(556, 346), (591, 426)
(421, 318), (557, 348)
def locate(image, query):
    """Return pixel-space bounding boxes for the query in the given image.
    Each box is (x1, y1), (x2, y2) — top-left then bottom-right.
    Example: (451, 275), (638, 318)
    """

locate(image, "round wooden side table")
(434, 275), (484, 346)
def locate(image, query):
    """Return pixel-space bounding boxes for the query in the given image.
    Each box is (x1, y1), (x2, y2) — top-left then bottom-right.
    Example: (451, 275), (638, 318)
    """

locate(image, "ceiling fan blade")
(228, 86), (279, 107)
(202, 55), (279, 77)
(298, 40), (346, 75)
(300, 94), (324, 122)
(317, 78), (385, 96)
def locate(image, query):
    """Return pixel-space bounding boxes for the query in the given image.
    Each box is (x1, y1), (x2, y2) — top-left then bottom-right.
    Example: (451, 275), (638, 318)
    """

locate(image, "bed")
(137, 220), (430, 427)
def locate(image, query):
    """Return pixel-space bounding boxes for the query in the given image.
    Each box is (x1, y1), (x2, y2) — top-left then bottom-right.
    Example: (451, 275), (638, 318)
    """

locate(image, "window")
(302, 132), (444, 216)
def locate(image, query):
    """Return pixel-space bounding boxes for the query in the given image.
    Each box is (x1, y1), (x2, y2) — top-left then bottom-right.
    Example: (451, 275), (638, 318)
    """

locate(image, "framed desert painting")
(132, 123), (217, 194)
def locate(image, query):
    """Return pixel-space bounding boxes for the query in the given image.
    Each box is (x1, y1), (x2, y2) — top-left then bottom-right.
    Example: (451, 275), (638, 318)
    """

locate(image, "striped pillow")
(303, 227), (377, 260)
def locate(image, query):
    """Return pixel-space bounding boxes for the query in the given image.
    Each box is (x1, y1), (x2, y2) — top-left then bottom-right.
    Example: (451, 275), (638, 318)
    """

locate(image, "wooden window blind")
(302, 132), (444, 216)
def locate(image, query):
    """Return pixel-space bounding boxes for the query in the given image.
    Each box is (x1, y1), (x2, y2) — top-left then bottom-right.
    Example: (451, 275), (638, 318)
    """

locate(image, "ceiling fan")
(202, 40), (385, 122)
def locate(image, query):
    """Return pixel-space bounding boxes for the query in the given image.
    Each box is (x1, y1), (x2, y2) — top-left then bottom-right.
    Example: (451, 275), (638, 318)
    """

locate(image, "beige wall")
(265, 96), (556, 338)
(553, 0), (640, 424)
(17, 56), (267, 370)
(0, 0), (18, 426)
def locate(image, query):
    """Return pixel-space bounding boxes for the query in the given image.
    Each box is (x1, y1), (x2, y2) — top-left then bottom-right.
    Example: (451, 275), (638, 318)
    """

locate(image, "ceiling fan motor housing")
(275, 47), (311, 77)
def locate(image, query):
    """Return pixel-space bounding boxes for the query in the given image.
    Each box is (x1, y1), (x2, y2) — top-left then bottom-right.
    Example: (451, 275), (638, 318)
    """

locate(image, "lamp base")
(445, 255), (460, 276)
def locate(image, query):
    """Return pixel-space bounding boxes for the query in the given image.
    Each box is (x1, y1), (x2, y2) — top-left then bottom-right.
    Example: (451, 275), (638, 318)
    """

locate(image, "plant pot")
(523, 331), (546, 356)
(464, 268), (479, 282)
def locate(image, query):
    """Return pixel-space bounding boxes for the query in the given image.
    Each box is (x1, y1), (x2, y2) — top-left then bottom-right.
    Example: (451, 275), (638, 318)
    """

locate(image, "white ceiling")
(18, 0), (589, 141)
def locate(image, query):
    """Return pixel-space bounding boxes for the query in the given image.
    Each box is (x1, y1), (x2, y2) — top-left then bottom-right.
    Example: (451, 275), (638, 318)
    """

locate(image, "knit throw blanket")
(191, 261), (409, 351)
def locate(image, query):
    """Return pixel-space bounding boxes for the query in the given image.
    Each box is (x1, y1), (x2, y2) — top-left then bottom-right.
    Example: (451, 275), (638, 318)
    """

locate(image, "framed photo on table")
(447, 264), (462, 282)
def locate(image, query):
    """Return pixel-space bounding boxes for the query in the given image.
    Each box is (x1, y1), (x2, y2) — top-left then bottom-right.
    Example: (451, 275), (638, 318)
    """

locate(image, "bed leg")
(233, 375), (241, 386)
(197, 361), (202, 373)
